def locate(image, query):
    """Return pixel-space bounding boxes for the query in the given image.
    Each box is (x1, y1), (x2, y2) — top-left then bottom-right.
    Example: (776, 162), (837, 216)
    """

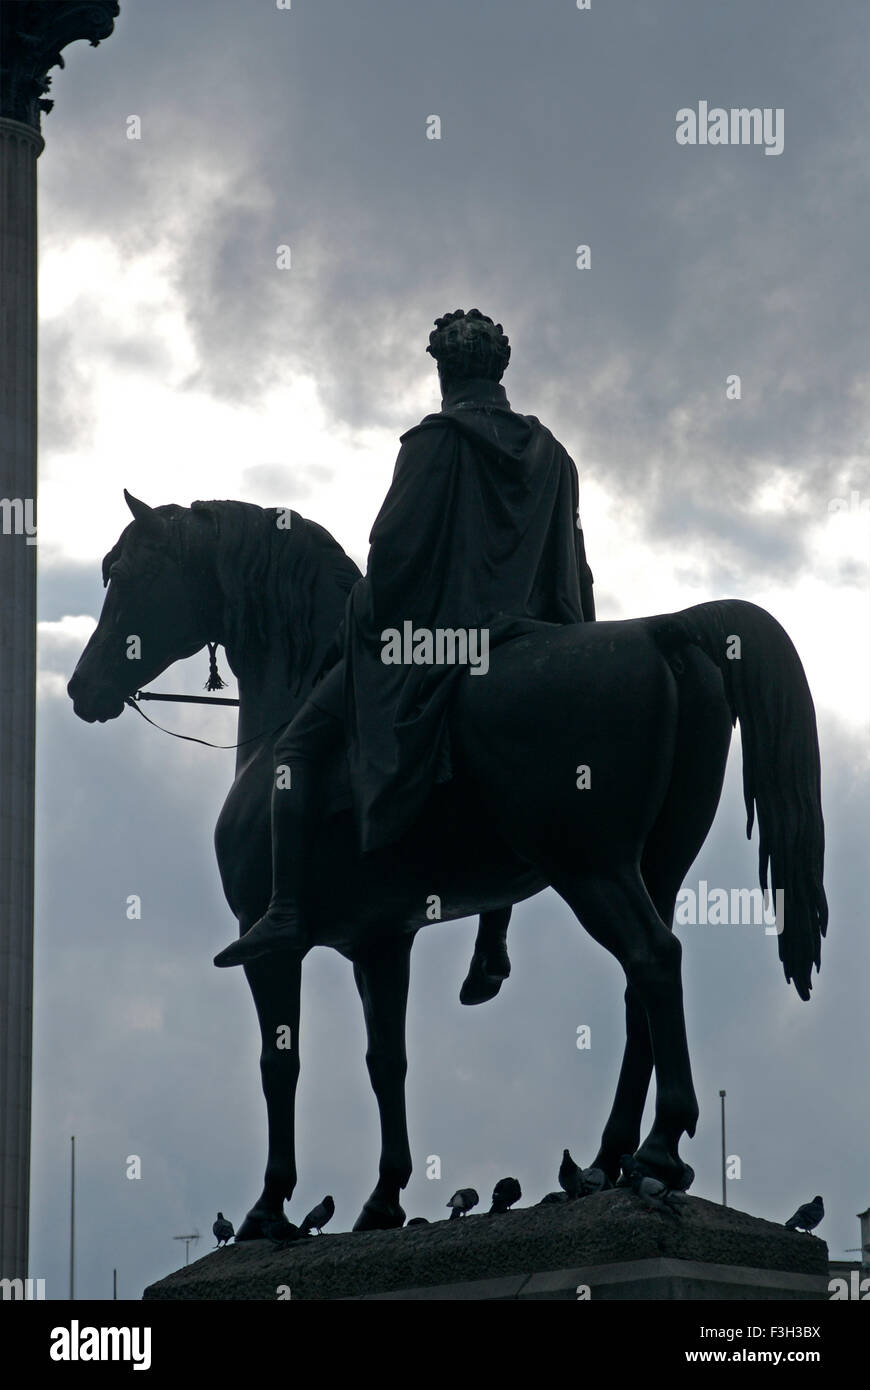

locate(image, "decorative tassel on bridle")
(205, 642), (227, 692)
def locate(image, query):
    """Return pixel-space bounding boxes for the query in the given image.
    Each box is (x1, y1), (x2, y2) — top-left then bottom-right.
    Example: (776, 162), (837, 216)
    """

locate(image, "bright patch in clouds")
(37, 615), (98, 699)
(38, 236), (409, 568)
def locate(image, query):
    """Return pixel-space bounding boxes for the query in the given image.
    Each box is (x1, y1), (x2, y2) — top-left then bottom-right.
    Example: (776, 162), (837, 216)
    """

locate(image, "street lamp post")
(719, 1089), (727, 1207)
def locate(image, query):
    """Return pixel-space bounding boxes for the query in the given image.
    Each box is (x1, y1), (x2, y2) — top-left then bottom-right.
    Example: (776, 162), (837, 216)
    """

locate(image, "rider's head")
(426, 308), (511, 397)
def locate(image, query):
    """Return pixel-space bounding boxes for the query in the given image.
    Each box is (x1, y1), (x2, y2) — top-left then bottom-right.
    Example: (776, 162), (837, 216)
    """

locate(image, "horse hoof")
(460, 949), (509, 1005)
(672, 1161), (695, 1192)
(236, 1207), (291, 1241)
(626, 1150), (695, 1193)
(352, 1197), (406, 1232)
(460, 968), (504, 1005)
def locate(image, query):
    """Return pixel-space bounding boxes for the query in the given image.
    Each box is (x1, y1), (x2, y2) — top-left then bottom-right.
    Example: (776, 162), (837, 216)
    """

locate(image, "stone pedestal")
(142, 1190), (830, 1301)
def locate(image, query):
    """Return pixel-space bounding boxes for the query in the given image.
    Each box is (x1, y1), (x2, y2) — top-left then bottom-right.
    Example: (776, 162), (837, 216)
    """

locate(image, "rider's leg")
(213, 669), (344, 967)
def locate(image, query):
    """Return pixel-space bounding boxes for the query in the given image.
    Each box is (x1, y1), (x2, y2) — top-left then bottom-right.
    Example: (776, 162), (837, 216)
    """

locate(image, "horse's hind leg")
(590, 983), (653, 1183)
(590, 879), (687, 1182)
(352, 930), (414, 1232)
(591, 647), (733, 1181)
(553, 868), (698, 1188)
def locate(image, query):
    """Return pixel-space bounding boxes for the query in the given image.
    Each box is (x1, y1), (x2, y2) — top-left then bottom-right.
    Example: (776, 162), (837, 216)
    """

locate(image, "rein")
(125, 690), (286, 751)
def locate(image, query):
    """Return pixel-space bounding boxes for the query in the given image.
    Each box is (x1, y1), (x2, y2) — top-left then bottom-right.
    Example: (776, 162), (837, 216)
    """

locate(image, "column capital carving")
(0, 115), (44, 155)
(0, 1), (119, 131)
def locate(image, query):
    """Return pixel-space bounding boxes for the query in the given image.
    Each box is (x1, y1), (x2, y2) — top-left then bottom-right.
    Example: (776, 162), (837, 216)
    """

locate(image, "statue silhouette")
(69, 493), (826, 1236)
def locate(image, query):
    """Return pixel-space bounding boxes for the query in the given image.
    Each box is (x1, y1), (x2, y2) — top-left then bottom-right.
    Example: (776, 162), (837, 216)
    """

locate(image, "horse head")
(68, 491), (360, 724)
(68, 490), (219, 723)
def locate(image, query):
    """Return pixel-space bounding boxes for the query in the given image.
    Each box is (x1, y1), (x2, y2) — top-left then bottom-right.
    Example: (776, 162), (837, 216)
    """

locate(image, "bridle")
(110, 509), (291, 751)
(124, 689), (289, 752)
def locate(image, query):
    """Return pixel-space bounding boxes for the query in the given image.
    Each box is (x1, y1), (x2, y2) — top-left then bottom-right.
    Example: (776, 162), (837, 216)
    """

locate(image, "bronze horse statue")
(68, 492), (827, 1235)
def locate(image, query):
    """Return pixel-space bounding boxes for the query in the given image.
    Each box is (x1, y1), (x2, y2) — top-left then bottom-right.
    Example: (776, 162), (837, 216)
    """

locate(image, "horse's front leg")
(235, 942), (303, 1240)
(351, 930), (414, 1231)
(460, 906), (512, 1005)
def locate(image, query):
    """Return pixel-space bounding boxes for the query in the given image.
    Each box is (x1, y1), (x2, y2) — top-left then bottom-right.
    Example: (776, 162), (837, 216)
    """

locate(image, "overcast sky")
(28, 0), (870, 1298)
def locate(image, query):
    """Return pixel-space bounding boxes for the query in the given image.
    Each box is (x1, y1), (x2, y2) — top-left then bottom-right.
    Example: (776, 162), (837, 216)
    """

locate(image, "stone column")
(0, 113), (42, 1284)
(0, 0), (120, 1284)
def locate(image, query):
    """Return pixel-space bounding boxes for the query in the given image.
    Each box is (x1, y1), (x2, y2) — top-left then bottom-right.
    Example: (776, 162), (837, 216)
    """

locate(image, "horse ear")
(124, 489), (164, 538)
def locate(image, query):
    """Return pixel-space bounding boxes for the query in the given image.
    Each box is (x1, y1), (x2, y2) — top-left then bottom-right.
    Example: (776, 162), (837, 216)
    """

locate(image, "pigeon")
(619, 1155), (685, 1219)
(618, 1153), (694, 1195)
(559, 1148), (583, 1199)
(784, 1196), (824, 1234)
(489, 1177), (522, 1214)
(558, 1149), (609, 1199)
(405, 1217), (429, 1227)
(300, 1195), (335, 1235)
(212, 1212), (234, 1246)
(620, 1153), (665, 1196)
(539, 1190), (570, 1206)
(577, 1166), (610, 1196)
(446, 1188), (479, 1219)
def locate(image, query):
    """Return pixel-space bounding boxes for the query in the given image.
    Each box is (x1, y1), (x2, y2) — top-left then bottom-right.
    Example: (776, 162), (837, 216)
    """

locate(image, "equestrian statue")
(68, 309), (826, 1236)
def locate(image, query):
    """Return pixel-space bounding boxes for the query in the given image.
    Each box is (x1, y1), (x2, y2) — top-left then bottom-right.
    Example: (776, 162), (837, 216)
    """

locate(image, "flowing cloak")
(335, 376), (594, 853)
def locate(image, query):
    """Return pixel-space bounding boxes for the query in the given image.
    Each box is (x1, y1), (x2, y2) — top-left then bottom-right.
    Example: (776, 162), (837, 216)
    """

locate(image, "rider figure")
(214, 309), (595, 967)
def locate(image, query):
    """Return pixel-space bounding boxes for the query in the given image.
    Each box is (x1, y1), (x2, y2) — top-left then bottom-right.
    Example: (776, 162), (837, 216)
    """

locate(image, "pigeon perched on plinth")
(578, 1165), (610, 1195)
(406, 1217), (429, 1227)
(619, 1155), (685, 1219)
(784, 1196), (824, 1233)
(212, 1212), (234, 1246)
(557, 1149), (609, 1198)
(300, 1195), (335, 1235)
(558, 1148), (583, 1199)
(539, 1190), (570, 1206)
(489, 1177), (522, 1214)
(617, 1153), (694, 1195)
(446, 1188), (479, 1219)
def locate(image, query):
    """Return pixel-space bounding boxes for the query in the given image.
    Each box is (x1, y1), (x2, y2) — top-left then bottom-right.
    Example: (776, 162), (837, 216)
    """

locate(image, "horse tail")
(648, 599), (827, 1000)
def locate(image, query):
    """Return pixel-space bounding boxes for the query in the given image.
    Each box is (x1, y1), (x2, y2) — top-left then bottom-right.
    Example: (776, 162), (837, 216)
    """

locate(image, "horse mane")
(103, 499), (360, 691)
(189, 500), (361, 688)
